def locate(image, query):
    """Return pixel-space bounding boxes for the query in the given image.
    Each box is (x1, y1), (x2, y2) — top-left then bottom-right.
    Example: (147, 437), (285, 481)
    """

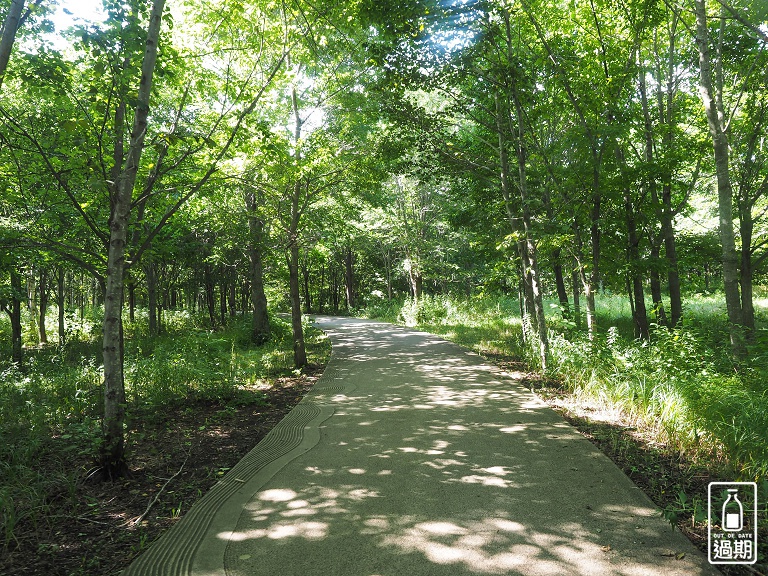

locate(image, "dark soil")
(0, 366), (323, 576)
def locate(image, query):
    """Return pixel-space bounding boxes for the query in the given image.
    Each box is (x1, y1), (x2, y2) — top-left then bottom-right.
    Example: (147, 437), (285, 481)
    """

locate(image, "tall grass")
(0, 308), (329, 551)
(363, 293), (768, 480)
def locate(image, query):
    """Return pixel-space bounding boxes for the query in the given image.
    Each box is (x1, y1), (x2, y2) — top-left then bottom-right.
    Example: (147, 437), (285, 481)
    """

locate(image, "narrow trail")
(124, 316), (719, 576)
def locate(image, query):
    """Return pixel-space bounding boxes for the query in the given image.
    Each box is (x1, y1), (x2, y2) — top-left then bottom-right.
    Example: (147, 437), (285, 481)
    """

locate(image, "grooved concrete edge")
(121, 349), (346, 576)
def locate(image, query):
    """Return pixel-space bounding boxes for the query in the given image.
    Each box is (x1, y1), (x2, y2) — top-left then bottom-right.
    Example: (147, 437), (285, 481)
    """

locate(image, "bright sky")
(48, 0), (106, 48)
(53, 0), (105, 28)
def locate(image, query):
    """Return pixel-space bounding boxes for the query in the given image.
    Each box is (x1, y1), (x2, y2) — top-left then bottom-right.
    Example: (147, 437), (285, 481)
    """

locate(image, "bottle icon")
(722, 489), (743, 531)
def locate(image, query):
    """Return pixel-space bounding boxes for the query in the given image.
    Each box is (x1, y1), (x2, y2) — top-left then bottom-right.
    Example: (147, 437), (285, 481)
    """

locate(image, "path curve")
(123, 316), (720, 576)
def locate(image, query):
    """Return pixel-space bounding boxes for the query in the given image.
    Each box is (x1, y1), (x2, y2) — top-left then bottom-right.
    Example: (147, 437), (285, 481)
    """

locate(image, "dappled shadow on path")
(221, 317), (716, 576)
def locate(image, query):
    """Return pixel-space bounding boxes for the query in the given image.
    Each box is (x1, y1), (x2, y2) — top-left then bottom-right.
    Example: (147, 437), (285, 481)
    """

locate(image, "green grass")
(363, 293), (768, 481)
(0, 308), (329, 552)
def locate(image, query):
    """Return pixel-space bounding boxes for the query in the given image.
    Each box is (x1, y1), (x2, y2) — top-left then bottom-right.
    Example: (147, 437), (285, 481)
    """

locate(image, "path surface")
(123, 316), (720, 576)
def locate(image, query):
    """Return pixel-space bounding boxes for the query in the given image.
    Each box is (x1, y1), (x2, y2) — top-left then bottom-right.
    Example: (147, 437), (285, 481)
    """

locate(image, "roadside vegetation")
(363, 292), (768, 573)
(0, 309), (329, 575)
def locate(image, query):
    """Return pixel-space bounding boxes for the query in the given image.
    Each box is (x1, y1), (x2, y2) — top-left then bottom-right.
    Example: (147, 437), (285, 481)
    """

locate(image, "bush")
(0, 306), (331, 551)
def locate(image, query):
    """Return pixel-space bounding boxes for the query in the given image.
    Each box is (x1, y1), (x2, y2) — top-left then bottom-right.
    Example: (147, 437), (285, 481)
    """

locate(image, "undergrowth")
(0, 309), (328, 553)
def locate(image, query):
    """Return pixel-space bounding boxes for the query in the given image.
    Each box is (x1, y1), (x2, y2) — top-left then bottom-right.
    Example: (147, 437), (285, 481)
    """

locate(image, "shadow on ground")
(218, 318), (718, 576)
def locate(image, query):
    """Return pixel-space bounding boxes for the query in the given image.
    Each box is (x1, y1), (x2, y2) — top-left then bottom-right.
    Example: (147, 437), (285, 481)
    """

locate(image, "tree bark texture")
(38, 268), (48, 344)
(648, 240), (668, 325)
(0, 0), (24, 90)
(571, 264), (582, 330)
(302, 260), (312, 314)
(694, 0), (745, 358)
(9, 267), (23, 366)
(510, 79), (550, 370)
(101, 0), (165, 479)
(57, 267), (65, 345)
(289, 239), (307, 367)
(248, 194), (270, 345)
(553, 253), (570, 312)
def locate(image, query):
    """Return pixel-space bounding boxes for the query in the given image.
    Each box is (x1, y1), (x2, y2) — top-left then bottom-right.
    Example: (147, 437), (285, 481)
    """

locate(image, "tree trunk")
(639, 53), (670, 328)
(247, 193), (270, 344)
(571, 263), (581, 330)
(331, 265), (339, 313)
(78, 272), (85, 319)
(57, 267), (65, 345)
(101, 0), (165, 479)
(626, 274), (636, 332)
(288, 82), (307, 367)
(662, 184), (683, 327)
(38, 268), (48, 344)
(27, 268), (38, 345)
(495, 92), (530, 325)
(146, 262), (159, 336)
(204, 266), (216, 327)
(302, 260), (313, 314)
(228, 282), (236, 318)
(693, 0), (745, 358)
(586, 166), (601, 339)
(288, 177), (307, 367)
(0, 0), (24, 91)
(553, 253), (570, 313)
(405, 248), (423, 301)
(9, 268), (23, 367)
(739, 215), (755, 337)
(289, 240), (307, 367)
(344, 245), (355, 310)
(618, 145), (649, 340)
(127, 277), (136, 323)
(384, 247), (393, 300)
(504, 50), (550, 368)
(240, 281), (247, 313)
(219, 279), (227, 326)
(659, 34), (683, 328)
(649, 240), (667, 325)
(319, 261), (326, 313)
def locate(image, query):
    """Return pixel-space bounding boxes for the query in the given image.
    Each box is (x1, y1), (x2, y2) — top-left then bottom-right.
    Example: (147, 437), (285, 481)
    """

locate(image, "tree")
(101, 0), (166, 479)
(692, 0), (745, 358)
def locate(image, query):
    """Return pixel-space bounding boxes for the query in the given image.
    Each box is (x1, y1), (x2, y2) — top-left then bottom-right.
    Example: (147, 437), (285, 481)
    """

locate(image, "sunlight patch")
(459, 474), (511, 488)
(416, 521), (468, 535)
(481, 466), (510, 476)
(489, 518), (525, 532)
(258, 489), (297, 502)
(424, 542), (466, 564)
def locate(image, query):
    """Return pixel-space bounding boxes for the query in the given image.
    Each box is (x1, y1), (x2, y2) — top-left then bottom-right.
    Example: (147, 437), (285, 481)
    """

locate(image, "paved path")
(123, 316), (720, 576)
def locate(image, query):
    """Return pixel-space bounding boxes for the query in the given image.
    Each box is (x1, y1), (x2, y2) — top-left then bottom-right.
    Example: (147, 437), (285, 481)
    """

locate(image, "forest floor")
(0, 366), (324, 576)
(2, 350), (763, 575)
